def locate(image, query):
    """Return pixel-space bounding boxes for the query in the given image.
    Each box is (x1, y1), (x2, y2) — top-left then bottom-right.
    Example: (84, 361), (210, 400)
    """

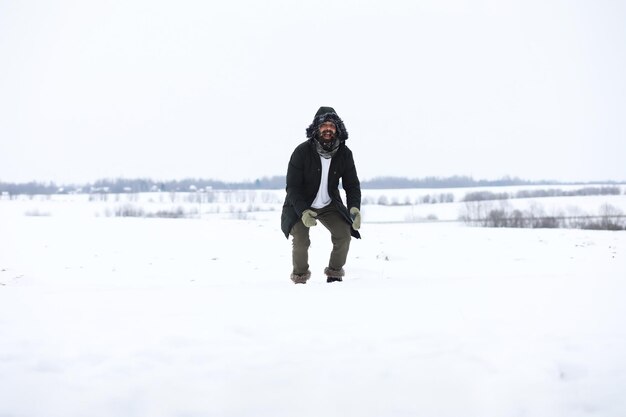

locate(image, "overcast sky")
(1, 0), (625, 184)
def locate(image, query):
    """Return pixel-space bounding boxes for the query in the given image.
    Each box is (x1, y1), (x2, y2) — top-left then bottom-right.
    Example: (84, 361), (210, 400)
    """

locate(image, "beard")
(319, 129), (336, 144)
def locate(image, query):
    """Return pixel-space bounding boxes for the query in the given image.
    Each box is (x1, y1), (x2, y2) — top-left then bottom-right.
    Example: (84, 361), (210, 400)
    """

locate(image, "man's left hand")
(350, 207), (361, 230)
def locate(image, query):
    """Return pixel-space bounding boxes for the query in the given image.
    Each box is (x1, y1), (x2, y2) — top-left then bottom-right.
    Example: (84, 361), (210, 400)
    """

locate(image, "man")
(281, 106), (362, 284)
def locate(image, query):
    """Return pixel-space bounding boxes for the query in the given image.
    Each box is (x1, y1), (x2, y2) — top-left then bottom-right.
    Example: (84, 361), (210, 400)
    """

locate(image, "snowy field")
(1, 188), (626, 417)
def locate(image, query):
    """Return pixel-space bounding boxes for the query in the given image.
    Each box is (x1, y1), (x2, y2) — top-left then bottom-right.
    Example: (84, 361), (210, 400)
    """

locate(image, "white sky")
(1, 0), (625, 184)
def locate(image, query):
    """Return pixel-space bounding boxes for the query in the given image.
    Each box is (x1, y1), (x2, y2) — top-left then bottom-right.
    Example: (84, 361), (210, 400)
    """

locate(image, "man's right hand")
(301, 209), (318, 227)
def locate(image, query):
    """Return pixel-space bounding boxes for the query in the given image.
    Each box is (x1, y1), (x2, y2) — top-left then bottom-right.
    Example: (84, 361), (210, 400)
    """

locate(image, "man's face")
(319, 121), (336, 142)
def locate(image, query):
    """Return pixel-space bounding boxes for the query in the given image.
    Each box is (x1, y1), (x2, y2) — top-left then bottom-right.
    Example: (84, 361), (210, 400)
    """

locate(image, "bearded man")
(281, 106), (362, 284)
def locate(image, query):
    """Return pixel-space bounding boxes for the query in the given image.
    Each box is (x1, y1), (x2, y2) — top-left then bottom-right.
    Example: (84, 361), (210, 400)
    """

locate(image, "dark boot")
(291, 270), (311, 284)
(324, 267), (344, 283)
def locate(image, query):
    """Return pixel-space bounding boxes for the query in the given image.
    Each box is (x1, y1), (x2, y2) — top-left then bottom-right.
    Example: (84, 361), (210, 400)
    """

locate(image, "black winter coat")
(281, 139), (361, 239)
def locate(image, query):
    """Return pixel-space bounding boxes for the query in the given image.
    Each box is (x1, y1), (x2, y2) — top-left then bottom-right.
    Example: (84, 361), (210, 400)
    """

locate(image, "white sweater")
(311, 156), (332, 209)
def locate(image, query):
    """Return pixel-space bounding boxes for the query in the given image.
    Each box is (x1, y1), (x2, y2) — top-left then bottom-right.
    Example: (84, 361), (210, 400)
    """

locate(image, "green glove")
(301, 209), (318, 227)
(350, 207), (361, 230)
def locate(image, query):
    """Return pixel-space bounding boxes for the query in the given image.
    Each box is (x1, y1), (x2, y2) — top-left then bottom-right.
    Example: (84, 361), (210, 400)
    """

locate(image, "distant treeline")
(462, 187), (623, 202)
(1, 176), (624, 195)
(361, 175), (549, 189)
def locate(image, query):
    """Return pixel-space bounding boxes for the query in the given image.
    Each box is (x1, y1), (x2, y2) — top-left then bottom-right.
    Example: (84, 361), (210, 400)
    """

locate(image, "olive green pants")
(290, 204), (352, 275)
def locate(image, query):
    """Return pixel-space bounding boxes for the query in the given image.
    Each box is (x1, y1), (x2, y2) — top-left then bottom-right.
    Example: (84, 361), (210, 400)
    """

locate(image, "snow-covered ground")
(1, 190), (625, 417)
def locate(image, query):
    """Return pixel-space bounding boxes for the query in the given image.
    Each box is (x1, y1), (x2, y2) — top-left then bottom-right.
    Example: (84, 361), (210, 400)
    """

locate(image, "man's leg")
(290, 220), (311, 281)
(317, 206), (352, 272)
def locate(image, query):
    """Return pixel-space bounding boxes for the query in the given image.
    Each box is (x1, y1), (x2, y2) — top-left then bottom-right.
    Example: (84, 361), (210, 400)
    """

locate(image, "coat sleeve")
(341, 148), (361, 210)
(285, 146), (310, 217)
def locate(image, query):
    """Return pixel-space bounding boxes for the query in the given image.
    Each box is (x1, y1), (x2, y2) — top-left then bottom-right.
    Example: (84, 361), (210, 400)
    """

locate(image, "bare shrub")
(485, 209), (507, 227)
(509, 209), (525, 228)
(462, 191), (510, 202)
(114, 204), (145, 217)
(460, 200), (493, 226)
(149, 206), (197, 219)
(532, 216), (559, 229)
(586, 204), (625, 231)
(441, 193), (455, 203)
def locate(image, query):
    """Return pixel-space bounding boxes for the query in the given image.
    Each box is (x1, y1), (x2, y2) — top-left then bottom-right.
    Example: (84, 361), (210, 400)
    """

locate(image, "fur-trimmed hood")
(305, 106), (349, 142)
